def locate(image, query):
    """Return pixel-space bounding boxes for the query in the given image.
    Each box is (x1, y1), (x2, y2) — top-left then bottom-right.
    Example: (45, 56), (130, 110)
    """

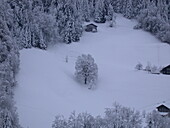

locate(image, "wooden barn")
(160, 65), (170, 75)
(156, 104), (170, 117)
(85, 24), (97, 32)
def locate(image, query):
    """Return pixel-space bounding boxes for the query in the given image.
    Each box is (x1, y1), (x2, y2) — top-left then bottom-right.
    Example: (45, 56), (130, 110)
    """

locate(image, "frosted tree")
(67, 111), (84, 128)
(106, 4), (116, 27)
(151, 65), (159, 74)
(0, 82), (21, 128)
(106, 4), (114, 21)
(94, 0), (106, 23)
(81, 0), (90, 22)
(77, 112), (95, 128)
(0, 6), (21, 128)
(88, 0), (95, 17)
(125, 0), (133, 19)
(94, 116), (106, 128)
(75, 54), (98, 89)
(146, 110), (170, 128)
(0, 109), (12, 128)
(39, 13), (57, 46)
(52, 115), (68, 128)
(104, 103), (142, 128)
(7, 0), (57, 49)
(55, 0), (83, 44)
(133, 0), (147, 18)
(39, 29), (46, 49)
(145, 62), (151, 72)
(135, 62), (143, 70)
(116, 0), (124, 13)
(134, 0), (170, 44)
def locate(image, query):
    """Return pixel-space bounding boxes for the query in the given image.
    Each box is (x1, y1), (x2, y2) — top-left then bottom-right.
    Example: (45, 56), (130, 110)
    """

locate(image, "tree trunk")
(84, 77), (87, 84)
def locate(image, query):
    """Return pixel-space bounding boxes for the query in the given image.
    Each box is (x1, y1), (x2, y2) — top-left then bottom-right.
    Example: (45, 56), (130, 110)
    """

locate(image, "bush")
(135, 62), (143, 70)
(145, 62), (152, 72)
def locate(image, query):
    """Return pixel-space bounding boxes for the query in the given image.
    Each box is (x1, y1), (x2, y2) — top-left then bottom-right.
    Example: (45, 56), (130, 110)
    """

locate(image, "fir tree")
(94, 0), (106, 23)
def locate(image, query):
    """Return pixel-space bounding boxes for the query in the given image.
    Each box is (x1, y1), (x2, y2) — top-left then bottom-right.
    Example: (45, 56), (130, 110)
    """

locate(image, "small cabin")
(156, 104), (170, 117)
(85, 24), (97, 32)
(160, 65), (170, 75)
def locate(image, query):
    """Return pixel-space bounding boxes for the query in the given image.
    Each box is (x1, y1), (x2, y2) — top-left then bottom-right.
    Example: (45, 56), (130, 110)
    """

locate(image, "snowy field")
(14, 15), (170, 128)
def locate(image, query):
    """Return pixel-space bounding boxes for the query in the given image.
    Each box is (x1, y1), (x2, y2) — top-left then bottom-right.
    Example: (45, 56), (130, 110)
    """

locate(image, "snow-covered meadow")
(14, 15), (170, 128)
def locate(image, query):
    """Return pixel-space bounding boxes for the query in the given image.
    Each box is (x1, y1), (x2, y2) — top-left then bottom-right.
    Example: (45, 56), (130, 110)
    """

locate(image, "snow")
(14, 15), (170, 128)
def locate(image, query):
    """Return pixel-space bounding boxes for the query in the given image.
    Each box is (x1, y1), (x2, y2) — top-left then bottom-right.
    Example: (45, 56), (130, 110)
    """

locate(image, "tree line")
(52, 103), (170, 128)
(0, 1), (21, 127)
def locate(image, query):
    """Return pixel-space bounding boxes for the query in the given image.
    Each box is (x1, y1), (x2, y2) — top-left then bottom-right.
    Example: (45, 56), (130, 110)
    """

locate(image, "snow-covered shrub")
(75, 54), (98, 89)
(133, 24), (142, 30)
(135, 62), (143, 70)
(107, 5), (116, 28)
(146, 110), (170, 128)
(145, 62), (152, 72)
(150, 65), (160, 74)
(109, 15), (116, 28)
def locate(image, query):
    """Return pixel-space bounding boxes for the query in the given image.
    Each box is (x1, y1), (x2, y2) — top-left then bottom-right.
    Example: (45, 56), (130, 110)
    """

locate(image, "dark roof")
(157, 104), (170, 110)
(86, 23), (97, 28)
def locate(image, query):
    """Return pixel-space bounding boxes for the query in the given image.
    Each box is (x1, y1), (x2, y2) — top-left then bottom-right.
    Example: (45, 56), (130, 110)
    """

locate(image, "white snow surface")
(14, 15), (170, 128)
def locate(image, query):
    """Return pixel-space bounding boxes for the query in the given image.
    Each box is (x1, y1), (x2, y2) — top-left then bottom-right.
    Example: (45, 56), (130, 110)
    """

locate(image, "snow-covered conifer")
(125, 0), (133, 19)
(81, 0), (90, 22)
(55, 0), (83, 43)
(106, 4), (114, 21)
(94, 0), (106, 23)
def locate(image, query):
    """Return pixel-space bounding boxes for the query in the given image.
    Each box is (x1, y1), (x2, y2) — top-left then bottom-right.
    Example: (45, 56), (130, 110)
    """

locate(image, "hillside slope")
(15, 15), (170, 128)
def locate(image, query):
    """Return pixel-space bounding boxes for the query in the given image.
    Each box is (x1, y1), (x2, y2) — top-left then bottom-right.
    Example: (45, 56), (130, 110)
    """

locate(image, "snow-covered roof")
(159, 112), (169, 116)
(86, 23), (97, 28)
(162, 65), (170, 70)
(156, 103), (170, 109)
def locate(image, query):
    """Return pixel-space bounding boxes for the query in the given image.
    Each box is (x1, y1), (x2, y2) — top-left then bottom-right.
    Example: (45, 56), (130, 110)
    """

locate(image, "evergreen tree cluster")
(0, 1), (21, 127)
(1, 0), (170, 49)
(1, 0), (118, 49)
(135, 1), (170, 44)
(111, 0), (170, 44)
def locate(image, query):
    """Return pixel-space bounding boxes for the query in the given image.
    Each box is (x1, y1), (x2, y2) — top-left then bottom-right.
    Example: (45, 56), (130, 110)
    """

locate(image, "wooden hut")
(85, 24), (97, 32)
(156, 104), (170, 117)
